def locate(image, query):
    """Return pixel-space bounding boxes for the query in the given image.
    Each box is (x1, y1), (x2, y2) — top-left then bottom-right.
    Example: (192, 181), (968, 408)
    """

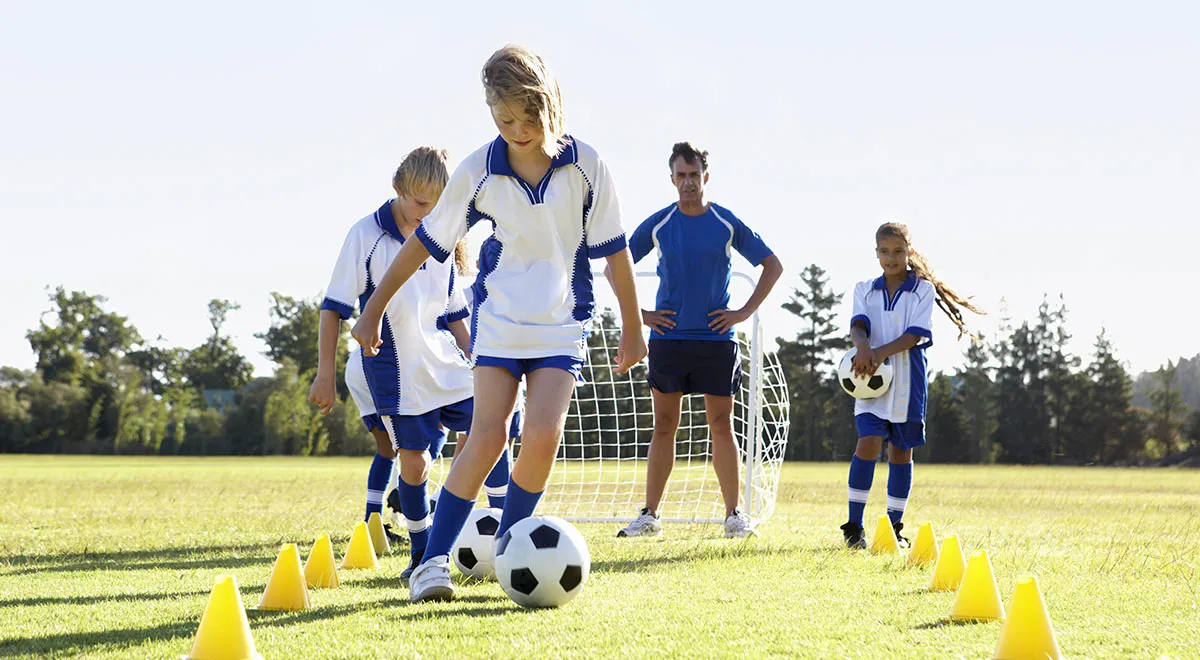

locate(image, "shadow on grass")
(0, 619), (196, 659)
(0, 590), (208, 609)
(0, 593), (523, 655)
(1, 542), (281, 576)
(912, 618), (995, 630)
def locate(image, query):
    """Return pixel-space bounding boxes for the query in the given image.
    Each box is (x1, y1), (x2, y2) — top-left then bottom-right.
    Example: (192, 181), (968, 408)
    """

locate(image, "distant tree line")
(1, 279), (1197, 465)
(0, 288), (375, 456)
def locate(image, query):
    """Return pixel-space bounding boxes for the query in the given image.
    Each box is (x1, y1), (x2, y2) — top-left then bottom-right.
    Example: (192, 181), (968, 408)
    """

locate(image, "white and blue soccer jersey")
(628, 203), (773, 341)
(850, 273), (936, 423)
(414, 136), (627, 361)
(321, 200), (474, 417)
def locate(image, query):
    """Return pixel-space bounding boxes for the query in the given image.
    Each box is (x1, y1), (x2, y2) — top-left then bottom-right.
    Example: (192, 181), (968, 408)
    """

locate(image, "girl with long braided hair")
(840, 222), (984, 549)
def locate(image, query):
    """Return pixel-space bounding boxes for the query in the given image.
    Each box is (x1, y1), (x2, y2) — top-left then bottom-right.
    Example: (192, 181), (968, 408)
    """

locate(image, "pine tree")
(955, 336), (996, 463)
(774, 265), (850, 460)
(1147, 361), (1186, 456)
(925, 373), (970, 462)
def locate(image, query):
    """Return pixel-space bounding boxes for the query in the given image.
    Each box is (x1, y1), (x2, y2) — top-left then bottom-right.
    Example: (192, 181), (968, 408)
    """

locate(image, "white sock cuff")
(886, 496), (908, 512)
(485, 485), (508, 497)
(848, 487), (870, 504)
(366, 489), (386, 505)
(406, 515), (431, 533)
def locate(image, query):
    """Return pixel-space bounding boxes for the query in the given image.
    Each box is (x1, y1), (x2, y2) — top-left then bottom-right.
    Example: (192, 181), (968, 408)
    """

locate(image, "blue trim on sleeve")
(905, 325), (933, 350)
(588, 233), (627, 259)
(321, 297), (355, 320)
(415, 224), (451, 263)
(851, 314), (872, 334)
(446, 307), (470, 323)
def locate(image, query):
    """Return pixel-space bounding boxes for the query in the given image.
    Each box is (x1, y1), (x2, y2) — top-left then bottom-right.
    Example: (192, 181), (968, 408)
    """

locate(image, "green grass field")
(1, 456), (1197, 659)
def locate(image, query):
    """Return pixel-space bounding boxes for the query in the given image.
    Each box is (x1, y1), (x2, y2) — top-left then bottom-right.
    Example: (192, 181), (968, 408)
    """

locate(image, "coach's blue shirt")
(628, 202), (773, 341)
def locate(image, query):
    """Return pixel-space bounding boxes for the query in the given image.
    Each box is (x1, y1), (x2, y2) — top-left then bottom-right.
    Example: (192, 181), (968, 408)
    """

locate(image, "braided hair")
(876, 222), (985, 340)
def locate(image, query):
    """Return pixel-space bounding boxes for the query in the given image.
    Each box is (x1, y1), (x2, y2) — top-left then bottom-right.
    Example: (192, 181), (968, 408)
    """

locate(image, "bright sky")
(2, 1), (1197, 379)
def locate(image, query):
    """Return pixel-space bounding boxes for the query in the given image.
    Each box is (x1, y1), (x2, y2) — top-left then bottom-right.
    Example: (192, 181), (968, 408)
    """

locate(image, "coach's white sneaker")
(408, 555), (455, 602)
(724, 509), (758, 539)
(616, 508), (663, 537)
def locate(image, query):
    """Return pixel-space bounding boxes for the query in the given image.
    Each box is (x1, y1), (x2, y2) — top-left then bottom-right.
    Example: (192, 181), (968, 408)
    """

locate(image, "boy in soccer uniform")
(353, 45), (646, 602)
(840, 222), (982, 549)
(617, 142), (784, 539)
(309, 147), (475, 579)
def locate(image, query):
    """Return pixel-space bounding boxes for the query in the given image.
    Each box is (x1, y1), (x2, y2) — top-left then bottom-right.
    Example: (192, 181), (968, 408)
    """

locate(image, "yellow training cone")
(929, 534), (966, 591)
(951, 550), (1006, 622)
(254, 543), (311, 611)
(907, 522), (939, 567)
(304, 534), (340, 588)
(994, 576), (1062, 660)
(367, 511), (390, 556)
(869, 514), (899, 554)
(341, 520), (378, 569)
(183, 575), (262, 660)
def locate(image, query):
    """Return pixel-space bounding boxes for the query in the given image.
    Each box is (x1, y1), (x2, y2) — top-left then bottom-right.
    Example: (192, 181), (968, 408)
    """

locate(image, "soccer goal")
(430, 271), (790, 526)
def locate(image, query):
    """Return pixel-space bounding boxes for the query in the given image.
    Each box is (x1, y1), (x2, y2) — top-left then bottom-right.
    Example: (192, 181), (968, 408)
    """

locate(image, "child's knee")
(372, 432), (396, 459)
(888, 446), (913, 464)
(854, 436), (883, 460)
(397, 449), (430, 484)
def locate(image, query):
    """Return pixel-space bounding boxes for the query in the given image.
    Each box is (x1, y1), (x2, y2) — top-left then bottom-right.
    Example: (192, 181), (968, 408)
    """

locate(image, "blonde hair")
(482, 45), (567, 158)
(391, 147), (469, 273)
(392, 146), (449, 198)
(876, 222), (985, 340)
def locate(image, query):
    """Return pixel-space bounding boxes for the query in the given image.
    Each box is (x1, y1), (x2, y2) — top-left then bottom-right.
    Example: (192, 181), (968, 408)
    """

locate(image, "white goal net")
(432, 271), (790, 525)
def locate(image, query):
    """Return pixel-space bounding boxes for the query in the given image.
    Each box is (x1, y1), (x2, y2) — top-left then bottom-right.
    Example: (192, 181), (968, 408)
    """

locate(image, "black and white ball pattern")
(494, 516), (590, 608)
(452, 507), (502, 580)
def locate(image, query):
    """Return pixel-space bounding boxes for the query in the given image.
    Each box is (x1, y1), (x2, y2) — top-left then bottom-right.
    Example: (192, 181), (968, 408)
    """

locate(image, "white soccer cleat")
(616, 508), (663, 538)
(408, 555), (455, 602)
(724, 509), (758, 539)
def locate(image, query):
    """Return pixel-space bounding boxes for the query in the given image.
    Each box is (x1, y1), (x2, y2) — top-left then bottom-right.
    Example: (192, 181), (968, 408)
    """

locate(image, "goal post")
(430, 271), (790, 526)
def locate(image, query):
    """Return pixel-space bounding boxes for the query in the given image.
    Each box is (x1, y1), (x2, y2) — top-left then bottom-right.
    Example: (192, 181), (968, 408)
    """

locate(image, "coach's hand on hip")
(351, 313), (384, 357)
(642, 309), (677, 335)
(708, 308), (751, 334)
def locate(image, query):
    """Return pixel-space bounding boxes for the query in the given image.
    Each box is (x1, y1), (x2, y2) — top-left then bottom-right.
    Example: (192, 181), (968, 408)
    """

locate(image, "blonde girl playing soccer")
(352, 45), (646, 602)
(841, 222), (983, 549)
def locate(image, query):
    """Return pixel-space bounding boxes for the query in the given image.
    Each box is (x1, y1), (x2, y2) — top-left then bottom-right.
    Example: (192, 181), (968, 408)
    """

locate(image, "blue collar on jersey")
(374, 199), (405, 242)
(873, 271), (918, 311)
(485, 134), (579, 178)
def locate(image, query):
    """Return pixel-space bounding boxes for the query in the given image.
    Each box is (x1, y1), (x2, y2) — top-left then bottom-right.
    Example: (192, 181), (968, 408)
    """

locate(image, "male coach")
(614, 142), (783, 538)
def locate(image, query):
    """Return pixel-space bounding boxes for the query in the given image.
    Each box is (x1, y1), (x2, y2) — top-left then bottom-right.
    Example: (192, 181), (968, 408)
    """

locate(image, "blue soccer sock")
(847, 455), (875, 526)
(365, 453), (394, 522)
(398, 477), (431, 561)
(497, 477), (543, 539)
(485, 447), (511, 509)
(887, 461), (913, 525)
(421, 487), (475, 561)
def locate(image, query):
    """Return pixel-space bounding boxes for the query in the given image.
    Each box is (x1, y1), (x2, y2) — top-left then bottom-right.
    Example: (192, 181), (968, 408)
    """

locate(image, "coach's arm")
(708, 254), (784, 333)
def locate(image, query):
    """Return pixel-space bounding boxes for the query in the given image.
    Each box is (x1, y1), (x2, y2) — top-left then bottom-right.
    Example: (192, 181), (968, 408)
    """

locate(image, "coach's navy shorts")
(855, 413), (926, 450)
(647, 339), (741, 397)
(382, 397), (473, 452)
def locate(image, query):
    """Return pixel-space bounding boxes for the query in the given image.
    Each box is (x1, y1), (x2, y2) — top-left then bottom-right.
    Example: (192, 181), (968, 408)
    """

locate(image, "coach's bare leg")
(645, 389), (683, 515)
(372, 429), (397, 460)
(509, 368), (576, 492)
(704, 394), (740, 516)
(440, 367), (519, 499)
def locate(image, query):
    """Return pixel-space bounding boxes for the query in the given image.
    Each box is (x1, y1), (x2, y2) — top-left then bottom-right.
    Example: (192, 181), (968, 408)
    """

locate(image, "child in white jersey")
(352, 45), (646, 602)
(841, 222), (983, 549)
(309, 147), (476, 581)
